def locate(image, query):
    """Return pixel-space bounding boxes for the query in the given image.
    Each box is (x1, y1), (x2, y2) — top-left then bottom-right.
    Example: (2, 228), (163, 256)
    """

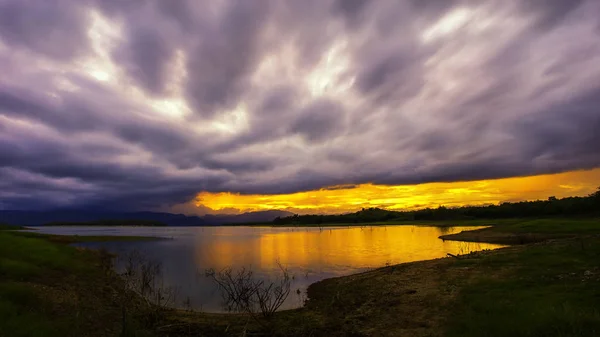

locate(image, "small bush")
(205, 261), (292, 320)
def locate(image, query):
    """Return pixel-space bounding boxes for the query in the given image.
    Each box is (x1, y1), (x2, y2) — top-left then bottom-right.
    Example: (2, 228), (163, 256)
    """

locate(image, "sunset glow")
(195, 169), (600, 215)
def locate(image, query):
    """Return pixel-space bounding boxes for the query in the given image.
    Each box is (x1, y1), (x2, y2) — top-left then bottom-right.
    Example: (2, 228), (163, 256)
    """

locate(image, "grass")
(489, 218), (600, 234)
(439, 218), (600, 244)
(43, 220), (167, 226)
(0, 230), (101, 337)
(0, 229), (157, 337)
(0, 223), (25, 230)
(446, 237), (600, 337)
(10, 230), (163, 243)
(155, 218), (600, 336)
(254, 236), (599, 337)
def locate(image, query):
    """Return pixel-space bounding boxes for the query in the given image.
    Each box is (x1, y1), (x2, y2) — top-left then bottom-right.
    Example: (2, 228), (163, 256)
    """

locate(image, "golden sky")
(192, 169), (600, 215)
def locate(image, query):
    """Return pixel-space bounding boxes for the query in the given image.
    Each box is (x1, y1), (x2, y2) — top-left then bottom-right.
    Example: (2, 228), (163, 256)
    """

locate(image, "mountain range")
(0, 210), (294, 226)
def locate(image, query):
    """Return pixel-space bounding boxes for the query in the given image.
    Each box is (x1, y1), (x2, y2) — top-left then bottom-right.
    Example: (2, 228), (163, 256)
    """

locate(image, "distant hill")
(0, 209), (293, 227)
(203, 210), (294, 225)
(43, 219), (168, 227)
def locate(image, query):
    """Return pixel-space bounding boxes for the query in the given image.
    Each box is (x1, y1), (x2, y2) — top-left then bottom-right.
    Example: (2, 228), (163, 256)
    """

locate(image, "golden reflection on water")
(196, 226), (504, 274)
(34, 225), (507, 311)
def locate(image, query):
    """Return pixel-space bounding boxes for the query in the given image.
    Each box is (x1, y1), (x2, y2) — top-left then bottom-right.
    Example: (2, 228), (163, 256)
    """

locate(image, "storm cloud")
(1, 0), (599, 211)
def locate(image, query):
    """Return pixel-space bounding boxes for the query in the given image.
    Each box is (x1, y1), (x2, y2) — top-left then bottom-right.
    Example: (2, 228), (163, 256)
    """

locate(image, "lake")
(33, 225), (504, 312)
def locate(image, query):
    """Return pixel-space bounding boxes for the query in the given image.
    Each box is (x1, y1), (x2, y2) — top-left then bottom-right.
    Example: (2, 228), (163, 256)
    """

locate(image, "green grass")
(446, 237), (600, 337)
(0, 231), (93, 337)
(490, 218), (600, 234)
(0, 281), (67, 337)
(0, 231), (158, 277)
(0, 231), (91, 275)
(0, 223), (26, 230)
(10, 230), (163, 243)
(438, 218), (600, 244)
(438, 219), (600, 337)
(43, 219), (167, 226)
(0, 230), (157, 337)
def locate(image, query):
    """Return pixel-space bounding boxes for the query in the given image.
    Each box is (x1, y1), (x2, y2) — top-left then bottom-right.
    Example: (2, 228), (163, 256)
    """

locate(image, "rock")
(584, 270), (593, 276)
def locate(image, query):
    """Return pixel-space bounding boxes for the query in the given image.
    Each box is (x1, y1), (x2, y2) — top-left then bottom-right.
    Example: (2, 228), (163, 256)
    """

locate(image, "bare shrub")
(97, 247), (114, 275)
(119, 250), (178, 326)
(205, 261), (291, 320)
(182, 296), (193, 312)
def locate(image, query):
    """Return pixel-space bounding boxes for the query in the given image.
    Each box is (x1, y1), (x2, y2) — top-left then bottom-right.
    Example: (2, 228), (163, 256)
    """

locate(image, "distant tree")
(268, 191), (600, 225)
(591, 187), (600, 203)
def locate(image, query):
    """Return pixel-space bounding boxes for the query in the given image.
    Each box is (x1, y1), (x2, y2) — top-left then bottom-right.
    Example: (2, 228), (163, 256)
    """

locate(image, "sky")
(1, 0), (599, 214)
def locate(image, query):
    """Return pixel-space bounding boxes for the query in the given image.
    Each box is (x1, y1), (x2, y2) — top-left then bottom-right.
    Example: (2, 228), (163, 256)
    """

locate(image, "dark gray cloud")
(521, 0), (584, 31)
(116, 25), (173, 95)
(185, 0), (271, 118)
(156, 0), (196, 33)
(1, 0), (599, 212)
(356, 50), (425, 104)
(516, 88), (600, 169)
(333, 0), (370, 27)
(291, 99), (346, 142)
(0, 0), (89, 60)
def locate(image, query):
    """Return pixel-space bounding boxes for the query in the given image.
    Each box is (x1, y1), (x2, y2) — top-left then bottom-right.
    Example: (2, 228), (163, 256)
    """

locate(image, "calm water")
(33, 225), (504, 312)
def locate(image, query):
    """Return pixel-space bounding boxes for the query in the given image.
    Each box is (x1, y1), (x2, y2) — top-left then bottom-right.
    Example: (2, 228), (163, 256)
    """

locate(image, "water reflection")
(34, 225), (504, 312)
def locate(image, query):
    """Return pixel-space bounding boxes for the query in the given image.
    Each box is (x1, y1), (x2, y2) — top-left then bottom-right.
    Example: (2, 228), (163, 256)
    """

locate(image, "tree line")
(272, 187), (600, 225)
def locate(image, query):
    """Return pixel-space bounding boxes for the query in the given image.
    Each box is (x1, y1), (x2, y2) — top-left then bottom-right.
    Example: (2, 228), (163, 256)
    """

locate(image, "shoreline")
(159, 218), (600, 336)
(226, 219), (506, 228)
(438, 226), (572, 244)
(2, 218), (599, 336)
(10, 229), (167, 243)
